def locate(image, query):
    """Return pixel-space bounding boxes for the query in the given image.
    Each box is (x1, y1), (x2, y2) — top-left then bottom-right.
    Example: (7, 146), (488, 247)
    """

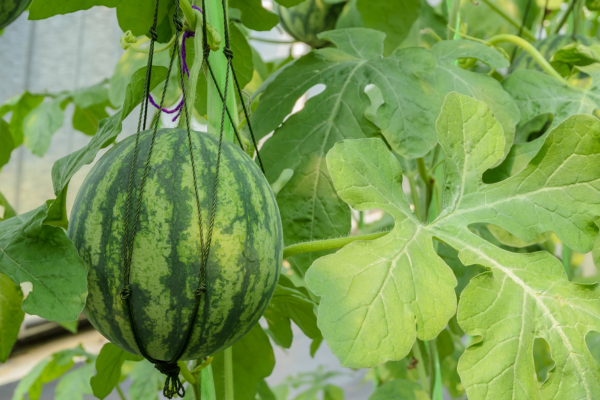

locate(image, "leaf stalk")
(283, 231), (390, 259)
(479, 0), (537, 40)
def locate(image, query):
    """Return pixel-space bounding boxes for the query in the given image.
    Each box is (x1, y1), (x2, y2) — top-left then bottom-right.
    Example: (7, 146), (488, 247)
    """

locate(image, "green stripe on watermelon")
(275, 0), (345, 48)
(68, 128), (283, 361)
(0, 0), (32, 30)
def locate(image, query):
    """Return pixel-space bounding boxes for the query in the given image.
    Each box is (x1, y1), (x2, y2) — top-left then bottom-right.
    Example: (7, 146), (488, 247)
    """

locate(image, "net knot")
(148, 26), (158, 42)
(172, 16), (183, 32)
(120, 285), (132, 300)
(203, 44), (211, 60)
(195, 283), (207, 298)
(223, 47), (234, 60)
(155, 361), (185, 399)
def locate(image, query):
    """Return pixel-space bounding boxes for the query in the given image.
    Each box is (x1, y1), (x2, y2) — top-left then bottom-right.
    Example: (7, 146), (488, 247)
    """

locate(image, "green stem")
(180, 8), (205, 128)
(447, 0), (461, 40)
(206, 0), (237, 140)
(224, 347), (234, 400)
(430, 339), (443, 400)
(249, 37), (297, 44)
(562, 243), (572, 279)
(572, 0), (584, 36)
(412, 341), (430, 397)
(480, 0), (536, 40)
(116, 384), (127, 400)
(359, 211), (365, 233)
(178, 360), (197, 385)
(554, 0), (577, 34)
(487, 34), (568, 84)
(201, 364), (217, 400)
(126, 35), (176, 54)
(417, 158), (432, 220)
(407, 174), (424, 222)
(180, 0), (196, 27)
(421, 28), (442, 42)
(283, 231), (389, 259)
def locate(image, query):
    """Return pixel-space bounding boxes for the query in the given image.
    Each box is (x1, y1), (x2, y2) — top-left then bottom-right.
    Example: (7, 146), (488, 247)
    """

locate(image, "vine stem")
(486, 34), (569, 84)
(412, 341), (430, 397)
(283, 231), (390, 259)
(180, 8), (205, 127)
(479, 0), (537, 40)
(224, 347), (234, 399)
(554, 0), (577, 34)
(116, 384), (127, 400)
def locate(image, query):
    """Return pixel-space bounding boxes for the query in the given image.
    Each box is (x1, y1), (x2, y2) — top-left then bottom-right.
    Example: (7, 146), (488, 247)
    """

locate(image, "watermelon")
(275, 0), (345, 48)
(0, 0), (31, 30)
(68, 128), (283, 361)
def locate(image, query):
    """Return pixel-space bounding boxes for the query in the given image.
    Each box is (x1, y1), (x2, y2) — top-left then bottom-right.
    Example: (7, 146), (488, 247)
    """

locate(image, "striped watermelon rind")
(0, 0), (32, 30)
(275, 0), (345, 48)
(68, 128), (283, 361)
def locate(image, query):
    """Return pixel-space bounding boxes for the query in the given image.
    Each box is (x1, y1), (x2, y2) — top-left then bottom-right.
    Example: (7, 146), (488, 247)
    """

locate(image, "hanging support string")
(119, 0), (267, 397)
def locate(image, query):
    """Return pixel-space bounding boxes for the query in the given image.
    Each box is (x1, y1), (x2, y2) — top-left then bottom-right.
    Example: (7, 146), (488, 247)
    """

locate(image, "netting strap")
(119, 0), (266, 397)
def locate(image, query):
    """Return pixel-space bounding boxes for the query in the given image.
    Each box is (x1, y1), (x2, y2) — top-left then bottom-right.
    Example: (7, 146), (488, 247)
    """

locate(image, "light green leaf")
(52, 65), (168, 197)
(229, 0), (279, 31)
(212, 324), (275, 400)
(109, 45), (170, 107)
(12, 346), (92, 400)
(368, 379), (428, 400)
(71, 81), (110, 108)
(356, 0), (420, 55)
(487, 224), (552, 248)
(55, 363), (94, 400)
(129, 360), (161, 400)
(309, 92), (600, 398)
(252, 28), (440, 273)
(0, 201), (87, 322)
(0, 118), (15, 169)
(0, 92), (45, 146)
(91, 343), (143, 399)
(305, 137), (457, 367)
(29, 0), (122, 20)
(0, 273), (24, 363)
(425, 40), (519, 159)
(23, 95), (68, 157)
(0, 190), (16, 222)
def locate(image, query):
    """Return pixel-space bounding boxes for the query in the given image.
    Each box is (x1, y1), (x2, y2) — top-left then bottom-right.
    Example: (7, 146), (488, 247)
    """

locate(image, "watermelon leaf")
(368, 379), (427, 400)
(0, 91), (45, 147)
(0, 273), (24, 363)
(307, 93), (600, 399)
(128, 360), (162, 400)
(0, 201), (87, 322)
(91, 343), (143, 400)
(356, 0), (421, 56)
(0, 191), (16, 222)
(51, 65), (168, 197)
(274, 0), (305, 6)
(116, 0), (171, 38)
(11, 346), (94, 400)
(54, 363), (95, 400)
(22, 94), (69, 157)
(0, 118), (15, 170)
(229, 0), (279, 31)
(29, 0), (122, 20)
(211, 324), (275, 400)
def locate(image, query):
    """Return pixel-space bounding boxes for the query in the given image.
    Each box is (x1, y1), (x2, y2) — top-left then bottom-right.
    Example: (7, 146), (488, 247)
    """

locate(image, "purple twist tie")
(148, 7), (201, 122)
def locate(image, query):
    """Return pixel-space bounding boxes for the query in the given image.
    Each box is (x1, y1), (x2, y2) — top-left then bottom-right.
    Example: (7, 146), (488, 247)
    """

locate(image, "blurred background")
(0, 2), (372, 399)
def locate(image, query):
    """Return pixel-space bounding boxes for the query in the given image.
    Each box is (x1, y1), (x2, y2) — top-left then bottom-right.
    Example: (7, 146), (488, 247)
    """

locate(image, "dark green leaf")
(52, 66), (168, 197)
(71, 81), (110, 109)
(257, 380), (278, 400)
(356, 0), (420, 55)
(229, 0), (279, 31)
(29, 0), (122, 20)
(72, 102), (111, 136)
(212, 325), (275, 400)
(274, 0), (305, 6)
(91, 343), (143, 399)
(58, 320), (79, 333)
(0, 119), (15, 170)
(0, 273), (24, 362)
(23, 95), (69, 157)
(0, 201), (87, 321)
(116, 0), (171, 37)
(0, 191), (16, 222)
